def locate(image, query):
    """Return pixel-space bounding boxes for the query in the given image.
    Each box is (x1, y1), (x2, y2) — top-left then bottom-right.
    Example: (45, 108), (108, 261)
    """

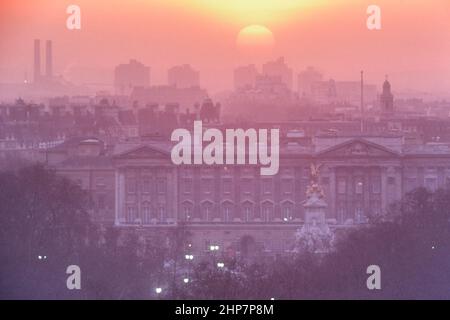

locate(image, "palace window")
(182, 178), (192, 194)
(96, 178), (106, 188)
(281, 179), (294, 194)
(338, 206), (345, 221)
(241, 178), (252, 194)
(371, 177), (381, 194)
(337, 178), (346, 194)
(142, 205), (151, 223)
(261, 179), (272, 194)
(201, 178), (213, 194)
(157, 178), (166, 195)
(355, 178), (363, 194)
(222, 179), (232, 194)
(388, 177), (396, 185)
(127, 178), (136, 194)
(183, 205), (192, 221)
(221, 203), (234, 221)
(142, 178), (151, 193)
(158, 206), (165, 221)
(355, 207), (365, 223)
(242, 204), (253, 222)
(201, 203), (213, 221)
(282, 203), (294, 221)
(126, 206), (136, 223)
(261, 203), (273, 221)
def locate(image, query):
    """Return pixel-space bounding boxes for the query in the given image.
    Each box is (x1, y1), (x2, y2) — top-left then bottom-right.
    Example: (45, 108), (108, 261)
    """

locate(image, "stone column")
(115, 169), (126, 226)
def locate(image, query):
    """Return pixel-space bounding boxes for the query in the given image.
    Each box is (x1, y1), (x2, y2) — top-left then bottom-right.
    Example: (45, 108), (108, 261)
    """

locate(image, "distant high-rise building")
(380, 76), (394, 112)
(114, 59), (150, 94)
(298, 67), (323, 97)
(168, 64), (199, 88)
(262, 57), (293, 91)
(233, 64), (259, 90)
(34, 39), (41, 83)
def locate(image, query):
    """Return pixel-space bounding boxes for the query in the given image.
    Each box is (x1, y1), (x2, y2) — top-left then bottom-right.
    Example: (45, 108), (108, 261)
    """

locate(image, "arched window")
(126, 206), (136, 224)
(201, 202), (213, 221)
(260, 202), (273, 222)
(182, 202), (193, 221)
(142, 202), (151, 224)
(241, 202), (253, 222)
(157, 206), (165, 222)
(281, 202), (294, 222)
(221, 202), (234, 222)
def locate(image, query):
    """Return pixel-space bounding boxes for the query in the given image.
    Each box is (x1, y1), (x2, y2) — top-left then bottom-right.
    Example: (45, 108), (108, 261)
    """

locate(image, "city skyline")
(2, 0), (450, 302)
(1, 0), (450, 96)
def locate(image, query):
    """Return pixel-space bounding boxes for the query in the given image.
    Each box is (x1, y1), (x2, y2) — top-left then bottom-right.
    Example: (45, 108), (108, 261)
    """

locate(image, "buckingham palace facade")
(47, 133), (450, 256)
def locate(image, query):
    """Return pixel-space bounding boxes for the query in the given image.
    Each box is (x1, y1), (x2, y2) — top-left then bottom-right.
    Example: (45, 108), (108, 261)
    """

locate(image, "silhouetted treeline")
(1, 165), (450, 299)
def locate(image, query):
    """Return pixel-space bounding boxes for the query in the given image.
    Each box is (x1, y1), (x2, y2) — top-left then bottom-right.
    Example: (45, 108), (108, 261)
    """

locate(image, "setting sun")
(236, 25), (275, 61)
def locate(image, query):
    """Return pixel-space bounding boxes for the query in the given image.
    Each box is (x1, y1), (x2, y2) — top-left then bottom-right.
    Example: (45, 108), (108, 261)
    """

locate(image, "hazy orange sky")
(1, 0), (450, 94)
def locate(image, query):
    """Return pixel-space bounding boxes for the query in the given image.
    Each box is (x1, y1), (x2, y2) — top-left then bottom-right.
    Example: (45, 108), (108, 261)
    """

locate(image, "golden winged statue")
(310, 163), (323, 183)
(307, 163), (325, 198)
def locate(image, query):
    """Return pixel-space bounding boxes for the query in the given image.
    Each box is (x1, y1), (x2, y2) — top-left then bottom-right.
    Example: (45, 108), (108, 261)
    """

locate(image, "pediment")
(115, 145), (170, 159)
(316, 139), (400, 158)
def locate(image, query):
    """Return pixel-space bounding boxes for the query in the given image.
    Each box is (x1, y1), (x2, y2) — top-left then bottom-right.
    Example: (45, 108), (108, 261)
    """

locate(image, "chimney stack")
(46, 40), (53, 78)
(360, 70), (364, 133)
(34, 39), (41, 83)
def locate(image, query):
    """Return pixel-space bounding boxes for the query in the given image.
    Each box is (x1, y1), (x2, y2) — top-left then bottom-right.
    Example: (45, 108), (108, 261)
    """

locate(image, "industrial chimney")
(46, 40), (53, 78)
(33, 39), (41, 83)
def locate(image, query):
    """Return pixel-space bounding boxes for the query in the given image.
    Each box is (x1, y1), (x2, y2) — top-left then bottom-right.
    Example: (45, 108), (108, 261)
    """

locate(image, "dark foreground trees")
(0, 164), (93, 298)
(174, 187), (450, 300)
(0, 165), (183, 299)
(1, 165), (450, 299)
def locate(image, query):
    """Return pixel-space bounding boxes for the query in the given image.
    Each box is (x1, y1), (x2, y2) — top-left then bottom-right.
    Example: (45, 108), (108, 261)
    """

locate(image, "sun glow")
(237, 25), (274, 47)
(236, 25), (275, 63)
(175, 0), (327, 25)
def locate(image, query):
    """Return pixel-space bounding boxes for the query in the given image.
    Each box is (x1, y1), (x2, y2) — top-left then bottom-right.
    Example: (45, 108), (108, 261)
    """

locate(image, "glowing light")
(237, 25), (274, 48)
(155, 287), (162, 294)
(217, 262), (225, 268)
(183, 278), (189, 284)
(189, 0), (325, 25)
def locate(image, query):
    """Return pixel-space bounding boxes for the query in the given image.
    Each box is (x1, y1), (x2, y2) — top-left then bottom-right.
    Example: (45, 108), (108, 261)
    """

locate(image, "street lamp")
(210, 245), (219, 251)
(155, 287), (162, 294)
(183, 278), (189, 284)
(217, 262), (224, 268)
(185, 254), (194, 260)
